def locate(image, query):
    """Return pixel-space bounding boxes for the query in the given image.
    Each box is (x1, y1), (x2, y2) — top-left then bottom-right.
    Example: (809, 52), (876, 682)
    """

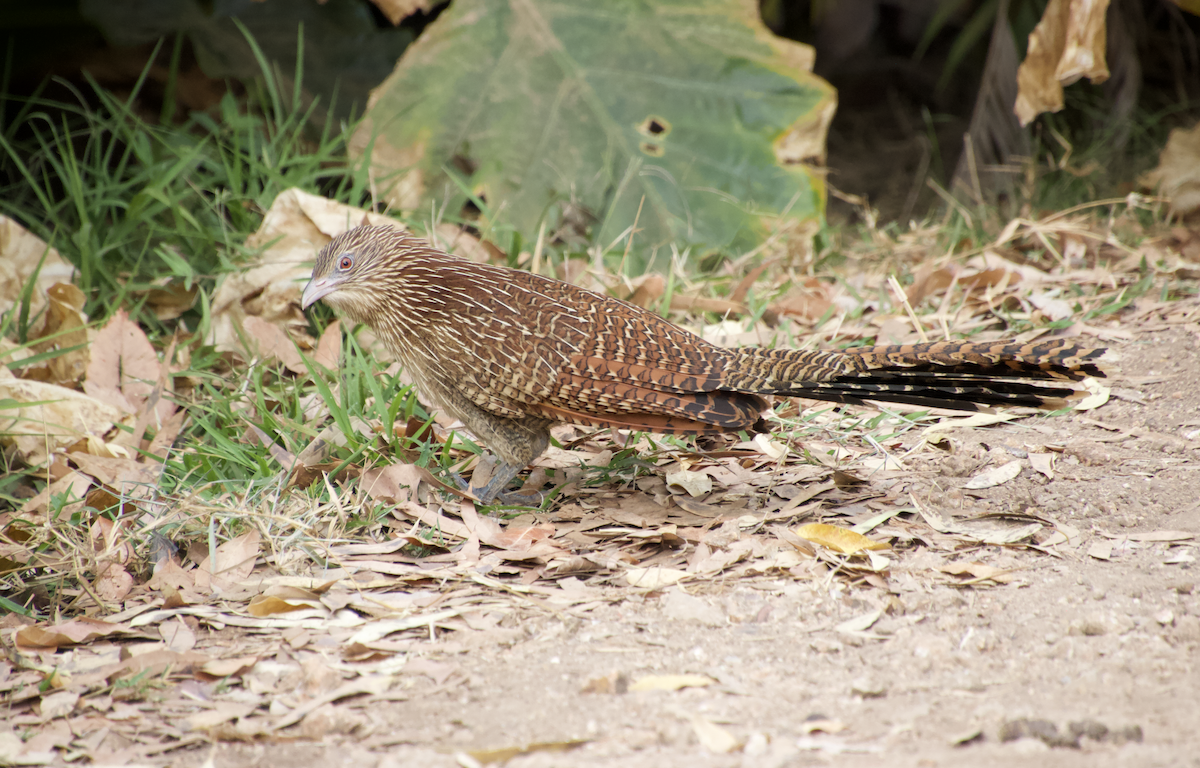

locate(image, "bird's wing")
(423, 266), (764, 430)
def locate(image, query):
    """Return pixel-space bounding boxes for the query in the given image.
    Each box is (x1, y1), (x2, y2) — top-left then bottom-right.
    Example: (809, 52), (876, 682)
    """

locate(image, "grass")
(0, 40), (1188, 617)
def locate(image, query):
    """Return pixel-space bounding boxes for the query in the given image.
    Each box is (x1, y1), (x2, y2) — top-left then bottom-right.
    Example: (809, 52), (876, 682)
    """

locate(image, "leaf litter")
(1, 190), (1198, 762)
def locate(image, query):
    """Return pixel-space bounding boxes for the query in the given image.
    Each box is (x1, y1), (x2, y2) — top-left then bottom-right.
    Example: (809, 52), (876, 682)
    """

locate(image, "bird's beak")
(301, 277), (337, 310)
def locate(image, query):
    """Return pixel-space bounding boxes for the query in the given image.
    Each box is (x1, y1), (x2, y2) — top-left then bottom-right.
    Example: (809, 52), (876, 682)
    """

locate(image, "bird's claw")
(447, 470), (546, 508)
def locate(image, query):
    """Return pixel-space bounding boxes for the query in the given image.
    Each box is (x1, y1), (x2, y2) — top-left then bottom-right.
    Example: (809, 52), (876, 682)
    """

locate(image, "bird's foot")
(449, 464), (546, 508)
(491, 489), (546, 507)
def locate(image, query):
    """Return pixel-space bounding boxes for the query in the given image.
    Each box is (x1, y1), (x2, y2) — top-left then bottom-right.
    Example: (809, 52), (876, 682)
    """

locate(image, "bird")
(301, 225), (1109, 505)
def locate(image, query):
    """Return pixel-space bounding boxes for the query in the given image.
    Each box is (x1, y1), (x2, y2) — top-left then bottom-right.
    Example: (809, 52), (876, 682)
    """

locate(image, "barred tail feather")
(723, 339), (1113, 413)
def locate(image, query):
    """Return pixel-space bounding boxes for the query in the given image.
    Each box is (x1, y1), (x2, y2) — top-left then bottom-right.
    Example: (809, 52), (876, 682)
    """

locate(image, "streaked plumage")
(302, 225), (1109, 505)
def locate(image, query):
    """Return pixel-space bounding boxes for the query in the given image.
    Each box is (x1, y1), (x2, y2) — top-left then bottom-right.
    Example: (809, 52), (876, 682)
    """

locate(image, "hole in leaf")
(636, 116), (671, 138)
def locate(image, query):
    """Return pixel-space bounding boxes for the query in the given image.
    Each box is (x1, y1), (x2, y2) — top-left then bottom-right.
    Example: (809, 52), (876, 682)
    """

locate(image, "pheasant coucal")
(301, 225), (1108, 505)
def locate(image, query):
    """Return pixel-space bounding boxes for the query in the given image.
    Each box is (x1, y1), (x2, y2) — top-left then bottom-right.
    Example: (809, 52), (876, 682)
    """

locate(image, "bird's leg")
(426, 398), (554, 507)
(451, 458), (544, 507)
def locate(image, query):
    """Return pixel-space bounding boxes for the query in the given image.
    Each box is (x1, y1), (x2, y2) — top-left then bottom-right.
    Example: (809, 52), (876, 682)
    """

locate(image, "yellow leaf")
(794, 523), (889, 555)
(629, 674), (714, 692)
(467, 740), (588, 764)
(246, 595), (313, 617)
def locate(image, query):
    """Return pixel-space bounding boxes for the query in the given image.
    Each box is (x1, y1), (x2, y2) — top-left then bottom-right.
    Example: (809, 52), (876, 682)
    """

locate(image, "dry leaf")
(1015, 0), (1111, 125)
(15, 618), (131, 649)
(36, 691), (80, 721)
(802, 718), (848, 734)
(0, 216), (75, 319)
(1028, 291), (1074, 321)
(690, 716), (741, 753)
(624, 272), (666, 308)
(1140, 121), (1200, 217)
(1029, 451), (1055, 478)
(665, 468), (712, 497)
(199, 656), (259, 679)
(466, 740), (588, 765)
(1074, 378), (1110, 411)
(93, 562), (134, 603)
(186, 702), (256, 731)
(1113, 530), (1195, 542)
(0, 367), (121, 467)
(314, 320), (342, 369)
(347, 608), (465, 644)
(28, 283), (91, 384)
(922, 412), (1016, 436)
(753, 433), (788, 459)
(628, 674), (714, 692)
(241, 315), (306, 373)
(83, 309), (168, 421)
(771, 277), (834, 322)
(963, 459), (1023, 489)
(247, 594), (317, 617)
(361, 462), (434, 505)
(938, 562), (1016, 584)
(194, 531), (261, 593)
(625, 567), (688, 589)
(835, 608), (883, 635)
(160, 617), (197, 653)
(1088, 540), (1114, 560)
(141, 279), (198, 320)
(370, 0), (434, 25)
(795, 523), (889, 555)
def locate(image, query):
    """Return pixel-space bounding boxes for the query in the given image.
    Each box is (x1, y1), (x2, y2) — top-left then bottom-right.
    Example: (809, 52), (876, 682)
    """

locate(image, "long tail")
(722, 339), (1111, 411)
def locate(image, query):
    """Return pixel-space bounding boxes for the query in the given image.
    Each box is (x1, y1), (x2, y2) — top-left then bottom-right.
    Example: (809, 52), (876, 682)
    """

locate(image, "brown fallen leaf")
(360, 462), (430, 505)
(93, 561), (134, 603)
(199, 655), (259, 679)
(0, 368), (121, 467)
(690, 715), (741, 753)
(35, 690), (80, 721)
(247, 594), (320, 617)
(1029, 451), (1055, 478)
(625, 567), (688, 589)
(1015, 0), (1110, 125)
(241, 315), (307, 374)
(938, 561), (1016, 585)
(194, 531), (261, 593)
(15, 617), (136, 650)
(1140, 121), (1200, 217)
(313, 319), (342, 369)
(962, 459), (1023, 489)
(0, 215), (76, 320)
(1100, 530), (1194, 542)
(83, 309), (169, 422)
(27, 283), (90, 385)
(186, 702), (257, 731)
(140, 279), (198, 321)
(369, 0), (436, 25)
(70, 453), (160, 500)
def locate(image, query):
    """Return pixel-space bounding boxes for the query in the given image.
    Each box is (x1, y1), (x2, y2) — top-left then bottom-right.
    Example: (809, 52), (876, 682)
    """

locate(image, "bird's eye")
(337, 254), (354, 271)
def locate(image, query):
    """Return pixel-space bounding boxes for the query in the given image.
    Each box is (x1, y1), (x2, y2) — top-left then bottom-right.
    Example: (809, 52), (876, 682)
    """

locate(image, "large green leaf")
(354, 0), (835, 260)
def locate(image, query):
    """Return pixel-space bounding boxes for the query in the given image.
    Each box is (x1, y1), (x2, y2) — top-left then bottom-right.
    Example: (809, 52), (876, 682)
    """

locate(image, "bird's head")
(301, 225), (417, 322)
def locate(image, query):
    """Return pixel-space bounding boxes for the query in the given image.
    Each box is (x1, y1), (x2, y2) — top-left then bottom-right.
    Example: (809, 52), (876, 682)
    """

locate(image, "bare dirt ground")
(133, 312), (1194, 767)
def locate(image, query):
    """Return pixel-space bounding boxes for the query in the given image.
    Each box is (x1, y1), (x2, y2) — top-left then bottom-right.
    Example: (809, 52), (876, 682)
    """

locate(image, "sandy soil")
(157, 319), (1200, 768)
